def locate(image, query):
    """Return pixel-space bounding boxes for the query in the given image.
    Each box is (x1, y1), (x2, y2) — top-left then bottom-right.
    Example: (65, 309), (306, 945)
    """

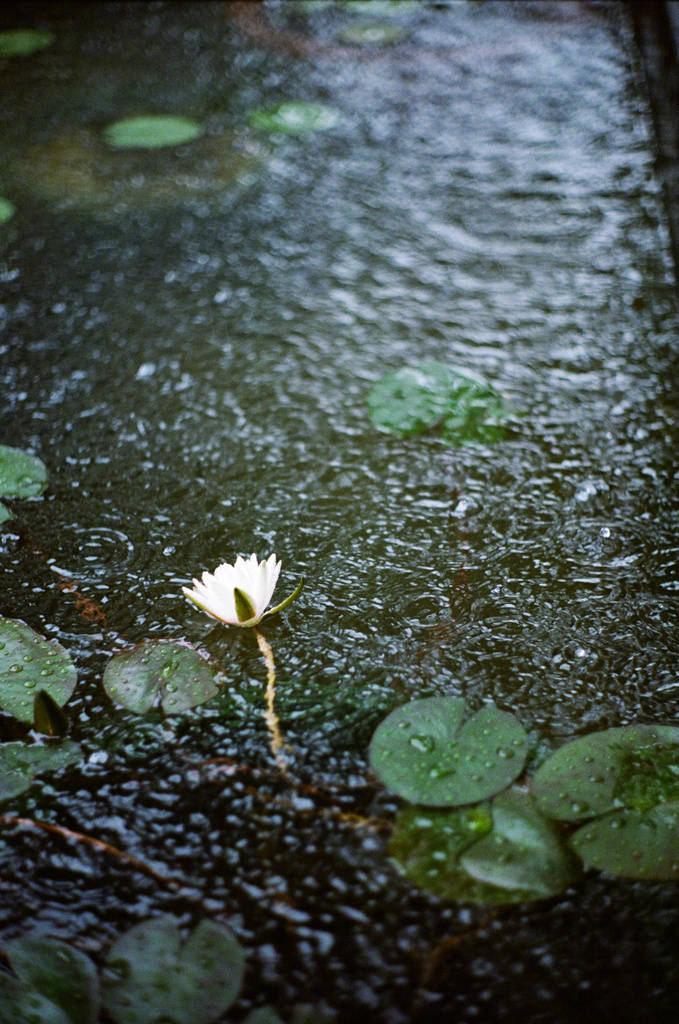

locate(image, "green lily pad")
(338, 23), (406, 45)
(531, 725), (679, 822)
(369, 696), (528, 806)
(0, 444), (48, 498)
(103, 115), (203, 150)
(0, 740), (82, 803)
(0, 973), (72, 1024)
(367, 361), (513, 444)
(570, 802), (679, 880)
(248, 101), (341, 135)
(391, 790), (580, 904)
(0, 617), (77, 723)
(102, 916), (245, 1024)
(0, 500), (11, 523)
(460, 788), (581, 897)
(103, 640), (220, 714)
(0, 198), (15, 223)
(7, 935), (99, 1024)
(0, 28), (55, 57)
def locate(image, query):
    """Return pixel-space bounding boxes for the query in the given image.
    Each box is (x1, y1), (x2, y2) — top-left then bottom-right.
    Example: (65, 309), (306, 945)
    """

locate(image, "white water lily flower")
(182, 553), (302, 628)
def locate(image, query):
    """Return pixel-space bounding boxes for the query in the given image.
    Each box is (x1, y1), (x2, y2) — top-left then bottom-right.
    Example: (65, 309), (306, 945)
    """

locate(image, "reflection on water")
(1, 1), (678, 1020)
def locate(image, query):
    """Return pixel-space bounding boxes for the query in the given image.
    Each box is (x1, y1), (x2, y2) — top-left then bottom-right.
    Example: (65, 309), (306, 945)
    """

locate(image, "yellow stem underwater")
(254, 627), (289, 776)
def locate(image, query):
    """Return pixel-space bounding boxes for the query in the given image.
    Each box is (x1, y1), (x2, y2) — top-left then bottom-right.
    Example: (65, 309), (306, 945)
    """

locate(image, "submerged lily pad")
(18, 129), (263, 214)
(6, 935), (100, 1024)
(103, 115), (203, 150)
(391, 789), (579, 904)
(570, 803), (679, 880)
(369, 696), (528, 806)
(102, 915), (245, 1024)
(0, 444), (48, 498)
(0, 617), (77, 723)
(338, 23), (406, 45)
(0, 740), (82, 802)
(367, 361), (513, 444)
(103, 639), (220, 714)
(0, 28), (55, 57)
(531, 724), (679, 822)
(249, 101), (341, 135)
(0, 198), (15, 223)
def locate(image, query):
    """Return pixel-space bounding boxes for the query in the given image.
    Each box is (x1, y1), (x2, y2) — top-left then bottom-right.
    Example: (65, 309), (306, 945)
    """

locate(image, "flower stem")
(254, 627), (289, 776)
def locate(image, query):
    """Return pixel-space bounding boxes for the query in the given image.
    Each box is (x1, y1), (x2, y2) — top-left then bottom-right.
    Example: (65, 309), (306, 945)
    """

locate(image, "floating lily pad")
(367, 361), (513, 444)
(102, 915), (245, 1024)
(531, 724), (679, 822)
(0, 740), (82, 802)
(338, 23), (406, 45)
(390, 789), (580, 904)
(249, 101), (341, 135)
(0, 973), (72, 1024)
(103, 115), (203, 150)
(0, 28), (55, 57)
(0, 501), (11, 523)
(18, 129), (263, 215)
(369, 696), (528, 806)
(7, 935), (100, 1024)
(0, 444), (48, 498)
(570, 802), (679, 880)
(0, 617), (77, 723)
(0, 198), (15, 223)
(103, 639), (220, 714)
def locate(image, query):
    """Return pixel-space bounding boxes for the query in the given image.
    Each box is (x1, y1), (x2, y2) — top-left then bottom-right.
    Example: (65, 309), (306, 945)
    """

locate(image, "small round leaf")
(248, 102), (341, 135)
(0, 617), (77, 723)
(102, 915), (245, 1024)
(570, 803), (679, 880)
(8, 935), (100, 1024)
(103, 640), (219, 714)
(0, 973), (72, 1024)
(0, 444), (48, 498)
(0, 198), (15, 223)
(0, 29), (55, 57)
(339, 23), (406, 45)
(103, 115), (203, 150)
(369, 696), (528, 806)
(0, 740), (82, 803)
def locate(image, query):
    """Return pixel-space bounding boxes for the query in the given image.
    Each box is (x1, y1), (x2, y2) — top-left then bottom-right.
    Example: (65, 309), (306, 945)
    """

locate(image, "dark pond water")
(1, 1), (679, 1021)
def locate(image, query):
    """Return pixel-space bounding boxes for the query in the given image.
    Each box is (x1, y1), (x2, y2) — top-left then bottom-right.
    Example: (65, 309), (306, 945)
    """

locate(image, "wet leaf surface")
(103, 640), (220, 714)
(0, 740), (82, 802)
(0, 617), (77, 723)
(0, 445), (48, 499)
(369, 696), (528, 806)
(248, 101), (341, 134)
(102, 916), (245, 1024)
(7, 934), (100, 1024)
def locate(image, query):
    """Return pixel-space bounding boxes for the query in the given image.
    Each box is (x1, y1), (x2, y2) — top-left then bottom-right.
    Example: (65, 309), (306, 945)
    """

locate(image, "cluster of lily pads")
(369, 695), (679, 901)
(0, 914), (323, 1024)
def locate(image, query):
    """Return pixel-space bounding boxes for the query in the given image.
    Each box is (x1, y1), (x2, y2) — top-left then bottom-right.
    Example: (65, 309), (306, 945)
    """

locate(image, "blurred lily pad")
(0, 28), (55, 57)
(17, 129), (263, 215)
(367, 360), (513, 444)
(531, 724), (679, 822)
(570, 802), (679, 880)
(102, 915), (245, 1024)
(249, 101), (341, 135)
(369, 696), (528, 806)
(6, 934), (100, 1024)
(0, 740), (82, 803)
(0, 444), (48, 498)
(0, 198), (15, 223)
(103, 639), (220, 714)
(0, 501), (11, 523)
(103, 115), (203, 150)
(0, 617), (77, 723)
(0, 973), (72, 1024)
(391, 789), (578, 903)
(338, 23), (406, 45)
